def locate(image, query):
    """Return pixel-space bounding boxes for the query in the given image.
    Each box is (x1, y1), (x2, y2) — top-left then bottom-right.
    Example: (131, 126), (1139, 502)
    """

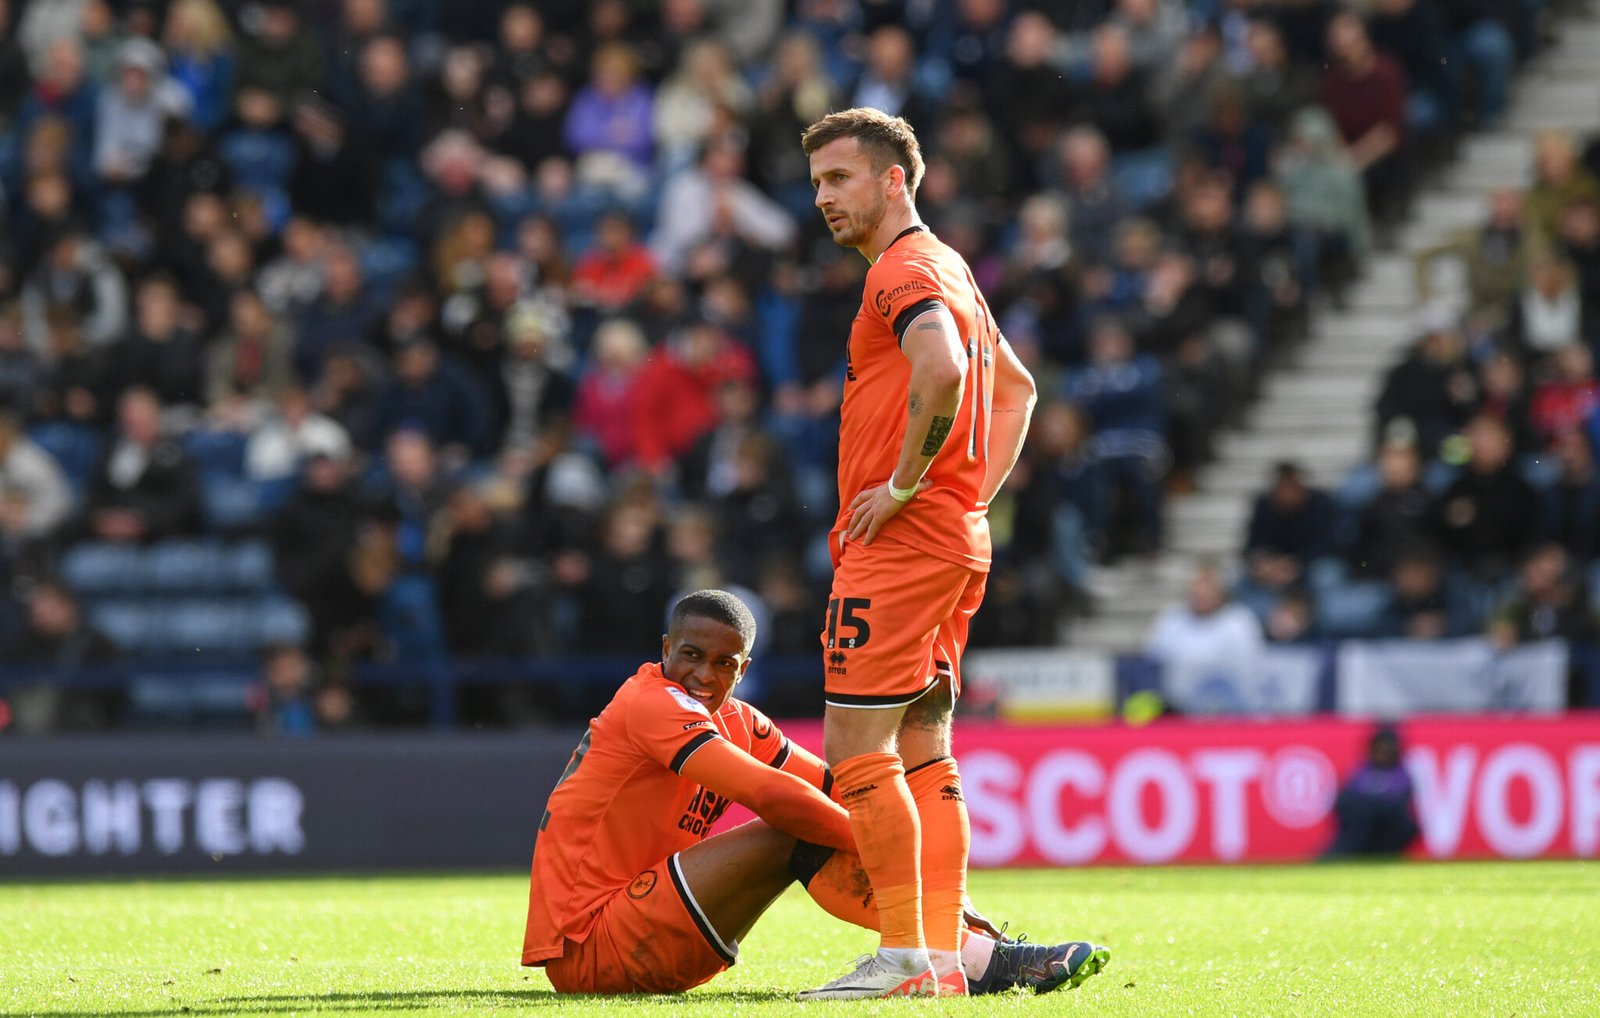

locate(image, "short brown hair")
(801, 107), (925, 199)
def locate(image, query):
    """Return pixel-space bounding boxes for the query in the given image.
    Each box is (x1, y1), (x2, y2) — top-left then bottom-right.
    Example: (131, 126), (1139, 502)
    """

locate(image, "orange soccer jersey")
(833, 225), (999, 572)
(522, 662), (790, 967)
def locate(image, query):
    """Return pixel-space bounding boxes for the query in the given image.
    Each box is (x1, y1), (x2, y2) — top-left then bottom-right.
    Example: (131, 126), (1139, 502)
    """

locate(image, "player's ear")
(886, 163), (906, 199)
(661, 633), (672, 661)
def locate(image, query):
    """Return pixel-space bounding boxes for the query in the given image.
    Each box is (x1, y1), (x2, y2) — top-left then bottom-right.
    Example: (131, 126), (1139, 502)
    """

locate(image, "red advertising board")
(724, 715), (1600, 865)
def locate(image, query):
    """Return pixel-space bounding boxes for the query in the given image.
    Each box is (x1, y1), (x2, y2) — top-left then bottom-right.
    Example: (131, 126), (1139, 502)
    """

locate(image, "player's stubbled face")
(810, 137), (888, 250)
(661, 616), (751, 713)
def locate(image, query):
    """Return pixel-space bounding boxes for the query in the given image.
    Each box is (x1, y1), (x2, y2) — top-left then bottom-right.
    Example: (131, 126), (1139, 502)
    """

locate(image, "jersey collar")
(885, 225), (926, 254)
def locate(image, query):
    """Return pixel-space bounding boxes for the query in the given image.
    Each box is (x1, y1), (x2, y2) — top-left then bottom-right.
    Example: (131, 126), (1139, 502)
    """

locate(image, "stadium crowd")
(0, 0), (1574, 730)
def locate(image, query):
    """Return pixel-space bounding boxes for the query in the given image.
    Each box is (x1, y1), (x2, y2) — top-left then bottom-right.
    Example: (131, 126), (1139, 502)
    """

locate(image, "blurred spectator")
(573, 496), (674, 659)
(1541, 428), (1600, 562)
(1055, 127), (1132, 266)
(1243, 461), (1337, 595)
(293, 243), (383, 383)
(17, 39), (98, 181)
(436, 482), (548, 657)
(112, 273), (203, 408)
(272, 453), (366, 657)
(1374, 308), (1478, 459)
(4, 578), (119, 733)
(206, 289), (294, 426)
(1528, 344), (1600, 447)
(1238, 18), (1317, 140)
(82, 387), (202, 542)
(287, 97), (377, 226)
(630, 318), (757, 478)
(245, 386), (353, 482)
(1476, 348), (1537, 458)
(0, 305), (40, 411)
(1513, 255), (1583, 358)
(162, 0), (236, 133)
(372, 336), (489, 457)
(0, 1), (29, 129)
(1325, 726), (1419, 858)
(653, 38), (755, 172)
(1387, 547), (1451, 639)
(1006, 399), (1104, 621)
(573, 316), (649, 468)
(93, 39), (192, 186)
(563, 41), (654, 192)
(18, 230), (127, 349)
(233, 0), (324, 110)
(1145, 560), (1266, 680)
(1276, 106), (1373, 284)
(1318, 13), (1409, 220)
(572, 211), (658, 312)
(1413, 189), (1529, 332)
(650, 134), (796, 277)
(249, 643), (318, 736)
(1071, 23), (1159, 159)
(1554, 196), (1600, 340)
(1429, 414), (1538, 580)
(1487, 543), (1599, 648)
(1264, 587), (1316, 643)
(341, 33), (425, 164)
(1063, 319), (1165, 556)
(498, 303), (575, 456)
(849, 24), (937, 130)
(1349, 440), (1430, 579)
(1527, 132), (1600, 248)
(0, 409), (71, 551)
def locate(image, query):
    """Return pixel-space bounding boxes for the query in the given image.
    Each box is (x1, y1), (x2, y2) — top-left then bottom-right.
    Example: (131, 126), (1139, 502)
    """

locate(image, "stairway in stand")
(1071, 2), (1600, 653)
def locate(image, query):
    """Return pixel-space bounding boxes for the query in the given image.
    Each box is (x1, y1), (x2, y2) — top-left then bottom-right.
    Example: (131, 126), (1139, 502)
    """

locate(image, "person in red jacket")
(630, 318), (756, 475)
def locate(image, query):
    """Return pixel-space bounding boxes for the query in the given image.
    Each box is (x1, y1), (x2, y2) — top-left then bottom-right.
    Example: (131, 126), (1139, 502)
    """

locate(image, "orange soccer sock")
(905, 756), (970, 956)
(832, 751), (924, 951)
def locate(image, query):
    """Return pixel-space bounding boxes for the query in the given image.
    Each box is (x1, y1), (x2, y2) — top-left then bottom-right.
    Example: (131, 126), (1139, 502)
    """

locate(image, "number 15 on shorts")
(826, 597), (872, 649)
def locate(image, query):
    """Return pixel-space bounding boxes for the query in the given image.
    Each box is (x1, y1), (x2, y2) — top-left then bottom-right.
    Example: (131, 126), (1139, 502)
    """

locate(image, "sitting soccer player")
(522, 589), (1109, 996)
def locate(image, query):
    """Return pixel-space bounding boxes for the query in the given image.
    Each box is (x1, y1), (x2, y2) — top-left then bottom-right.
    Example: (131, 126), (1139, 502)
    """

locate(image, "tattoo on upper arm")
(913, 320), (945, 333)
(921, 415), (954, 455)
(909, 392), (924, 415)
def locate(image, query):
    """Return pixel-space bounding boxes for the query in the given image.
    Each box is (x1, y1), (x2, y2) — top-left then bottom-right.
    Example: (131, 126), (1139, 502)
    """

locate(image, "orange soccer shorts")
(821, 536), (988, 708)
(543, 855), (735, 994)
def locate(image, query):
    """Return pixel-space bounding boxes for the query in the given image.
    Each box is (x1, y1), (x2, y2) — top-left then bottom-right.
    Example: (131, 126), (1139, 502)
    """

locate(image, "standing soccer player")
(798, 108), (1095, 999)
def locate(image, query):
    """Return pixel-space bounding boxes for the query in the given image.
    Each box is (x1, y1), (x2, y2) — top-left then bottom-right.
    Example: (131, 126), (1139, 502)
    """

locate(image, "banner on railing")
(962, 648), (1116, 721)
(1160, 645), (1325, 716)
(1336, 639), (1568, 716)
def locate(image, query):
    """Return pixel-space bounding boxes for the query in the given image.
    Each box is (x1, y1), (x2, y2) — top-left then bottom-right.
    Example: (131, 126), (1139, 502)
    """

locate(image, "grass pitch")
(3, 861), (1595, 1017)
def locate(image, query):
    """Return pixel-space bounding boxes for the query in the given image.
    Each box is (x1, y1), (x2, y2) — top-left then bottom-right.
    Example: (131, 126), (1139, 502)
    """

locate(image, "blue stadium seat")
(254, 597), (310, 647)
(201, 475), (268, 532)
(28, 422), (105, 498)
(183, 430), (249, 478)
(61, 543), (144, 595)
(225, 540), (277, 592)
(88, 601), (164, 656)
(147, 540), (227, 592)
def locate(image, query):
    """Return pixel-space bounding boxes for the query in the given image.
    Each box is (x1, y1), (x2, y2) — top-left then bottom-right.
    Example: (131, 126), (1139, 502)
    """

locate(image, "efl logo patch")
(667, 687), (711, 716)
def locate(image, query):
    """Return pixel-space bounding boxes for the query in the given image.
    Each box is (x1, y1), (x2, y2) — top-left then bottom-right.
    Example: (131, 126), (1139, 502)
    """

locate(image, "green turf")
(3, 862), (1596, 1016)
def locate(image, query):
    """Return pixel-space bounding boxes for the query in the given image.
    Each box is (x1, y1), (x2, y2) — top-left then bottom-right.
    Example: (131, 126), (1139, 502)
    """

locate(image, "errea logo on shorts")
(874, 279), (929, 316)
(827, 651), (848, 677)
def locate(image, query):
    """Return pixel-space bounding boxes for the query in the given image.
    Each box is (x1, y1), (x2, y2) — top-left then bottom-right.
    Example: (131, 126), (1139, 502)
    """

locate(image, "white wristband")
(887, 478), (918, 502)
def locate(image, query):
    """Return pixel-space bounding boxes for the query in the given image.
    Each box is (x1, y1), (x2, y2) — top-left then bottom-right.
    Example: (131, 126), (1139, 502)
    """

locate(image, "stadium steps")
(1067, 0), (1600, 653)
